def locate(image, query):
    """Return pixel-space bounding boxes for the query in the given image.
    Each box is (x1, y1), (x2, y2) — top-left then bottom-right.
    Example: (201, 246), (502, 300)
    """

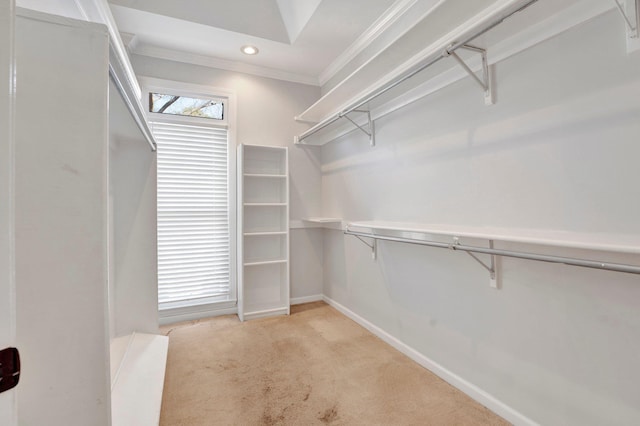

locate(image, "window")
(144, 78), (236, 320)
(149, 92), (224, 120)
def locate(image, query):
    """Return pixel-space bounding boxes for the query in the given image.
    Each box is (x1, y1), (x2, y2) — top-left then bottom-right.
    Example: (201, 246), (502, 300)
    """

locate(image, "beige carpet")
(160, 302), (508, 425)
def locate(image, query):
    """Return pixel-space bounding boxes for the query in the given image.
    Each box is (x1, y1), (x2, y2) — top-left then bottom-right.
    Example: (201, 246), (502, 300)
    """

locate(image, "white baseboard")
(291, 294), (324, 305)
(322, 296), (538, 426)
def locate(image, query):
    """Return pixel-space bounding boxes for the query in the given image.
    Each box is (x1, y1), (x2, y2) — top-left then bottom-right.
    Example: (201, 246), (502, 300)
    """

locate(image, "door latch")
(0, 347), (20, 393)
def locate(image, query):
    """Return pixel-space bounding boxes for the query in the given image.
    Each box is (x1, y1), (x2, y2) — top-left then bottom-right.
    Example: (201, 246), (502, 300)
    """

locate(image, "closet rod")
(344, 229), (640, 275)
(109, 65), (157, 152)
(297, 0), (538, 143)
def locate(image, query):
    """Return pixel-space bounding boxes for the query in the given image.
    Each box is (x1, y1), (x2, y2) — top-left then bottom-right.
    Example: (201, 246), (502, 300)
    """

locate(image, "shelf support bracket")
(354, 234), (378, 260)
(613, 0), (639, 38)
(445, 44), (494, 105)
(454, 238), (498, 288)
(340, 109), (376, 147)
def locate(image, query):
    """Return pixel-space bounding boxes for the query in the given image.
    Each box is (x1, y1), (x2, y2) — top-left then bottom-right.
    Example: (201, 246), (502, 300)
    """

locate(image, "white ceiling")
(108, 0), (397, 86)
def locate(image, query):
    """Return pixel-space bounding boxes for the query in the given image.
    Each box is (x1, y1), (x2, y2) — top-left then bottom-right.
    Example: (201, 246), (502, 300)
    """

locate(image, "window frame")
(148, 91), (227, 122)
(143, 78), (230, 128)
(140, 76), (238, 324)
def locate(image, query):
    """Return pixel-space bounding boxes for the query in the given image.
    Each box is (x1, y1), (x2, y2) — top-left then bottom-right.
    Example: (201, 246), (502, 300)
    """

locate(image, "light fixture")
(241, 45), (259, 55)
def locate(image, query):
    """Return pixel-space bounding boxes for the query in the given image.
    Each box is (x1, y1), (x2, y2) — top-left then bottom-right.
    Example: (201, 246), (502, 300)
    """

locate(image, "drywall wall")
(321, 11), (640, 425)
(109, 79), (159, 337)
(14, 10), (111, 425)
(131, 55), (324, 300)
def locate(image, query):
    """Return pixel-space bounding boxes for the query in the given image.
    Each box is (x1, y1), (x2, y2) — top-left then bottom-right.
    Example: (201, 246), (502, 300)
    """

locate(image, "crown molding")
(132, 44), (320, 87)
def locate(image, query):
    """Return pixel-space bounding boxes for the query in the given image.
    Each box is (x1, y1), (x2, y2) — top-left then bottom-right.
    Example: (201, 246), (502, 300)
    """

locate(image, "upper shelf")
(76, 0), (158, 151)
(347, 221), (640, 254)
(294, 0), (620, 146)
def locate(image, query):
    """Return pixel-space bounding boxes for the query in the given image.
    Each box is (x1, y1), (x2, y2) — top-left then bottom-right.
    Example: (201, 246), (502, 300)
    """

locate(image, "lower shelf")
(242, 306), (289, 321)
(240, 261), (289, 321)
(110, 332), (169, 426)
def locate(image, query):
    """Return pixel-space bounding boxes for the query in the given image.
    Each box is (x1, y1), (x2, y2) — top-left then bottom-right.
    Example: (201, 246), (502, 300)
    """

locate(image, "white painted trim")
(159, 306), (238, 326)
(132, 44), (320, 87)
(139, 76), (237, 101)
(318, 0), (420, 86)
(322, 295), (538, 426)
(139, 76), (235, 126)
(0, 0), (16, 423)
(290, 294), (324, 305)
(302, 0), (616, 145)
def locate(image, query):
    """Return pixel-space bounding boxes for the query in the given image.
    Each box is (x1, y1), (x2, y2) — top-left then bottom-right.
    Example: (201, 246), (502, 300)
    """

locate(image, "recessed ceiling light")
(241, 45), (259, 55)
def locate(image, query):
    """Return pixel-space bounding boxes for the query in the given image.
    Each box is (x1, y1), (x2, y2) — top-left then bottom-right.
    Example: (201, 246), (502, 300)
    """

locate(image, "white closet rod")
(297, 0), (539, 143)
(345, 229), (640, 275)
(108, 64), (157, 152)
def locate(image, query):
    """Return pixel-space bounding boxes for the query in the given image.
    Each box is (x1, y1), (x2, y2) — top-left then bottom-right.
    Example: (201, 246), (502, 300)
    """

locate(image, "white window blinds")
(152, 121), (231, 307)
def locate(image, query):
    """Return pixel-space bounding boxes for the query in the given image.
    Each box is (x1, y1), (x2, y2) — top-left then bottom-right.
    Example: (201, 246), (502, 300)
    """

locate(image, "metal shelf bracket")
(453, 237), (499, 288)
(614, 0), (639, 38)
(354, 234), (378, 260)
(340, 109), (376, 147)
(445, 44), (494, 105)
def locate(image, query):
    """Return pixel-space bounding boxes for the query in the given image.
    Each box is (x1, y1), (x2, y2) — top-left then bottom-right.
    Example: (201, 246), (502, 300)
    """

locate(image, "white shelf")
(295, 0), (537, 144)
(244, 173), (287, 178)
(244, 259), (288, 267)
(289, 217), (345, 231)
(347, 221), (640, 254)
(111, 333), (168, 426)
(303, 217), (343, 223)
(244, 231), (288, 236)
(294, 0), (613, 146)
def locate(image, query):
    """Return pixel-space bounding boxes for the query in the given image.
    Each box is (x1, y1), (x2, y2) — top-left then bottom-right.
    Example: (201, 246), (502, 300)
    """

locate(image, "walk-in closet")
(1, 0), (639, 425)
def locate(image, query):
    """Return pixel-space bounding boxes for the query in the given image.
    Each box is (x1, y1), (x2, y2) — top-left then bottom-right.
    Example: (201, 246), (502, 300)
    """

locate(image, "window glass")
(149, 92), (224, 120)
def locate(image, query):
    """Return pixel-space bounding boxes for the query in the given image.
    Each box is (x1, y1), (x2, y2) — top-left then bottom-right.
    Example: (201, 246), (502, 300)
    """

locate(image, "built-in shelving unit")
(345, 221), (640, 288)
(237, 145), (290, 321)
(294, 0), (630, 146)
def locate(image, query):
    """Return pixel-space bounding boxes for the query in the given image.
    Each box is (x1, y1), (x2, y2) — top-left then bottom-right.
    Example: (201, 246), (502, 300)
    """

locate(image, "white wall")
(131, 55), (325, 300)
(15, 0), (84, 19)
(109, 79), (159, 337)
(0, 0), (16, 424)
(322, 11), (640, 425)
(14, 11), (111, 425)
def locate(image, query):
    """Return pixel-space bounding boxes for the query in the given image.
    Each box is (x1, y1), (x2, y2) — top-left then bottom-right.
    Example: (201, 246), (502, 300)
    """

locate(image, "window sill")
(159, 299), (237, 325)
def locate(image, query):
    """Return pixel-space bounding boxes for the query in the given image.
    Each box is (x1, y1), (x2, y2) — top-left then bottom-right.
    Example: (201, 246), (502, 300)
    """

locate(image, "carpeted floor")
(159, 302), (508, 425)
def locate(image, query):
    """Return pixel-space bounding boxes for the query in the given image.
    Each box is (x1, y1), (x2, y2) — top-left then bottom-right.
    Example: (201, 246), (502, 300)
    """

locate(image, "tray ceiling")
(108, 0), (397, 85)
